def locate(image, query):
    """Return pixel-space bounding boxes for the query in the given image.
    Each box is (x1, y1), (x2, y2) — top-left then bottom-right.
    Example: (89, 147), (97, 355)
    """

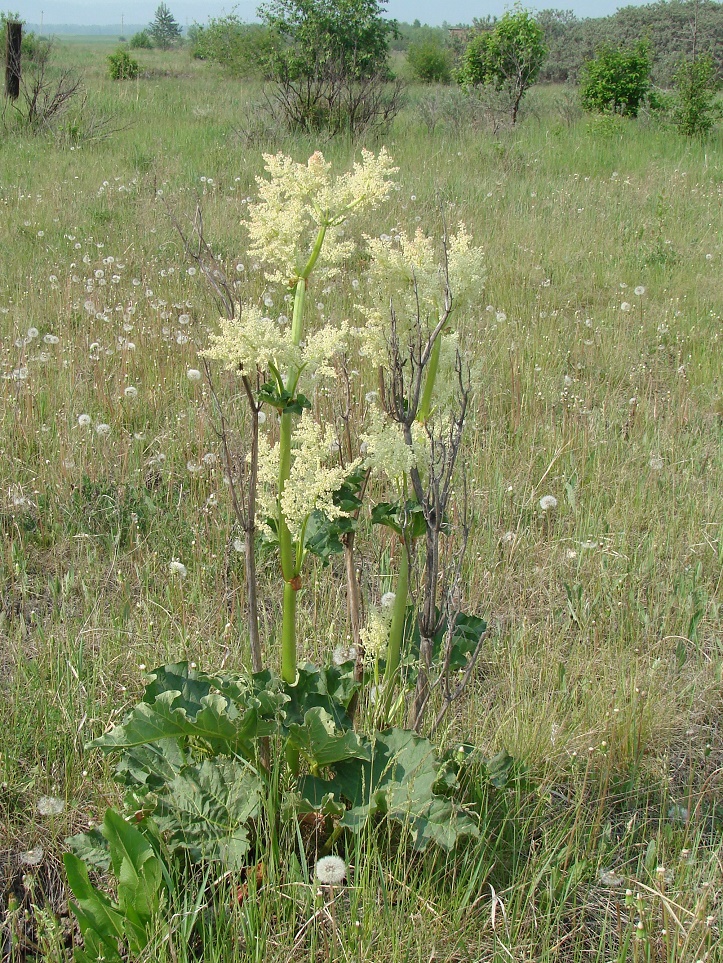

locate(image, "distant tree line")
(535, 1), (722, 86)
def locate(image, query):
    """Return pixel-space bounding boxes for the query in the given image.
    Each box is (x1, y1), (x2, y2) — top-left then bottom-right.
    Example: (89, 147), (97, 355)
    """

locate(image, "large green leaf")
(303, 509), (355, 562)
(320, 728), (479, 850)
(153, 758), (264, 870)
(287, 707), (370, 770)
(91, 689), (274, 759)
(371, 499), (427, 539)
(66, 827), (111, 873)
(63, 853), (126, 955)
(114, 737), (188, 791)
(101, 808), (163, 941)
(283, 663), (359, 731)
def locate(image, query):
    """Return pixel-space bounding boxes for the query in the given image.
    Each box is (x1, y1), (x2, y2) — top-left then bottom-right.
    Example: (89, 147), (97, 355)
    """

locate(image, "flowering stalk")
(279, 240), (320, 685)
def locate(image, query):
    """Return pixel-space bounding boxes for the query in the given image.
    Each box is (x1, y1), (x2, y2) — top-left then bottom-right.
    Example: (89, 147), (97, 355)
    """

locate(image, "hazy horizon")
(19, 0), (679, 30)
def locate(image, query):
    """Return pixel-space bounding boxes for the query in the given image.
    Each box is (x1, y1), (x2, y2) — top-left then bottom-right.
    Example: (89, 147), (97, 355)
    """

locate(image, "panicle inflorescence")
(246, 148), (398, 284)
(356, 223), (485, 366)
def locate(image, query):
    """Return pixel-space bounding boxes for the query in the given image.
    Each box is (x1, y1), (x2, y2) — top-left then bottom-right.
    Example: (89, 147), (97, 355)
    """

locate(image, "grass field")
(1, 39), (722, 962)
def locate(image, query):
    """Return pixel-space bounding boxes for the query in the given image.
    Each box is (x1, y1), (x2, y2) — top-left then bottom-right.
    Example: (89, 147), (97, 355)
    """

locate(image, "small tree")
(457, 8), (547, 124)
(407, 37), (453, 84)
(149, 3), (182, 50)
(672, 54), (721, 136)
(258, 0), (403, 135)
(108, 47), (139, 80)
(190, 16), (273, 77)
(580, 42), (652, 118)
(129, 29), (153, 49)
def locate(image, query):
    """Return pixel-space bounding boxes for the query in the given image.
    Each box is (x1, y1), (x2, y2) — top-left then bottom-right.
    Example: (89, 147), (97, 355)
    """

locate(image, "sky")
(20, 0), (658, 29)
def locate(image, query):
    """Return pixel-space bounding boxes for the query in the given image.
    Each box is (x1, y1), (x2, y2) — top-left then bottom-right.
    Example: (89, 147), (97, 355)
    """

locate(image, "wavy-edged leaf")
(153, 758), (263, 870)
(319, 728), (479, 850)
(287, 707), (370, 769)
(91, 689), (273, 759)
(283, 663), (359, 730)
(66, 827), (111, 873)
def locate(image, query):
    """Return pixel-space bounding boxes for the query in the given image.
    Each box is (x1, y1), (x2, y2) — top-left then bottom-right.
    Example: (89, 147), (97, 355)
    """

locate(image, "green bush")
(457, 9), (548, 124)
(108, 47), (140, 80)
(580, 41), (652, 117)
(189, 16), (273, 76)
(672, 55), (721, 136)
(129, 29), (153, 49)
(407, 37), (453, 83)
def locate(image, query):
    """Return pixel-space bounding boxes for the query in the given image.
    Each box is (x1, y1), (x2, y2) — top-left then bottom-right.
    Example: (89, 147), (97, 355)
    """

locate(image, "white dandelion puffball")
(380, 592), (396, 609)
(169, 559), (188, 578)
(95, 423), (111, 437)
(649, 455), (664, 471)
(539, 495), (558, 512)
(77, 414), (92, 427)
(315, 855), (347, 885)
(620, 302), (632, 312)
(634, 286), (646, 296)
(37, 795), (65, 816)
(20, 846), (44, 866)
(186, 368), (202, 382)
(124, 385), (138, 399)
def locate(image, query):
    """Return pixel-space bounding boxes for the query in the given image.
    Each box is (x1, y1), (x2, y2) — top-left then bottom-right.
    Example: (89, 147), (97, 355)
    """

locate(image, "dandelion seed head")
(187, 368), (202, 382)
(20, 847), (44, 865)
(169, 559), (187, 578)
(315, 855), (347, 885)
(37, 795), (65, 816)
(539, 495), (558, 511)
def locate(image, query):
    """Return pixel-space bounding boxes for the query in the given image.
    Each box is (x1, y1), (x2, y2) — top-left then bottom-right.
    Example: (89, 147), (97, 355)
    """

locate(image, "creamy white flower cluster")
(360, 405), (426, 483)
(203, 304), (297, 373)
(256, 412), (360, 540)
(356, 223), (486, 367)
(361, 608), (391, 658)
(247, 148), (398, 284)
(203, 305), (348, 385)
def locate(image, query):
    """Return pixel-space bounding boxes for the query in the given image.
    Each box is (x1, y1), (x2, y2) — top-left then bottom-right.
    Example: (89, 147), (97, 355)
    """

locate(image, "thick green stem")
(281, 581), (298, 684)
(418, 331), (442, 423)
(278, 412), (295, 582)
(301, 225), (327, 281)
(381, 542), (409, 722)
(290, 277), (306, 345)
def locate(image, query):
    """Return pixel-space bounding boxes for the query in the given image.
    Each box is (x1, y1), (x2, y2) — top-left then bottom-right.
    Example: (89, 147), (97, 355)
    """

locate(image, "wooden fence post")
(5, 20), (22, 100)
